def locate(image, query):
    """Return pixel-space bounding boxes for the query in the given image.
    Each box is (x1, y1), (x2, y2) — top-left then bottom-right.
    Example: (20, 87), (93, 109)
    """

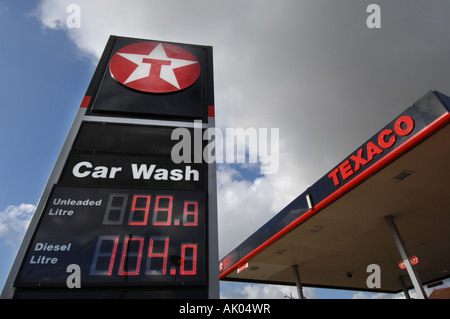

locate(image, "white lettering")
(29, 255), (58, 265)
(131, 164), (156, 179)
(154, 168), (168, 180)
(72, 161), (122, 179)
(258, 128), (279, 175)
(179, 303), (213, 316)
(185, 165), (199, 181)
(66, 4), (81, 29)
(66, 264), (81, 288)
(171, 127), (192, 164)
(366, 4), (381, 29)
(170, 168), (183, 181)
(72, 161), (92, 178)
(35, 242), (71, 252)
(366, 264), (381, 288)
(170, 121), (280, 174)
(48, 208), (74, 216)
(226, 127), (258, 164)
(131, 164), (199, 181)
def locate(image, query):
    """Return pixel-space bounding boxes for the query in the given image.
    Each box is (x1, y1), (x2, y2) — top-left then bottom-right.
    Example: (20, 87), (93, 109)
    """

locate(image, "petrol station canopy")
(219, 90), (450, 295)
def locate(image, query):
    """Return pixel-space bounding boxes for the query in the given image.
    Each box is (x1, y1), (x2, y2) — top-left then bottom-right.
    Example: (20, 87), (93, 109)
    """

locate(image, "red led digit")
(89, 235), (119, 276)
(180, 243), (197, 275)
(108, 237), (119, 276)
(183, 201), (198, 226)
(147, 236), (169, 275)
(152, 195), (173, 226)
(118, 237), (144, 276)
(129, 195), (151, 226)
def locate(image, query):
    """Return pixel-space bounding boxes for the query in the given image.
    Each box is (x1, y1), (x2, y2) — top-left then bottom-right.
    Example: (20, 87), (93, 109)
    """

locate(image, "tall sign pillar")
(1, 36), (218, 299)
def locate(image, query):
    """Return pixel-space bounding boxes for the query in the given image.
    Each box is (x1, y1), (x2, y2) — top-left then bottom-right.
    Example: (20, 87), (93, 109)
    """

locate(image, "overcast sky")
(1, 0), (449, 299)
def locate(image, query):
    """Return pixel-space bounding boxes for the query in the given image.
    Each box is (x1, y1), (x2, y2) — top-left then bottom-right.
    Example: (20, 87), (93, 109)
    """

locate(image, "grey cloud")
(34, 0), (450, 259)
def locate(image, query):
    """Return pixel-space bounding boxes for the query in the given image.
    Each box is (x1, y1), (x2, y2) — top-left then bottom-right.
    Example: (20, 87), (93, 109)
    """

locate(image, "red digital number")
(118, 237), (144, 276)
(108, 237), (119, 276)
(183, 201), (198, 226)
(89, 235), (119, 276)
(180, 243), (197, 275)
(147, 236), (170, 275)
(129, 195), (151, 226)
(152, 195), (173, 226)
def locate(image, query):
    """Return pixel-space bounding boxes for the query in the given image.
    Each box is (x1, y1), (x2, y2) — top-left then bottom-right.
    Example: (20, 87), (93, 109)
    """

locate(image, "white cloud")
(352, 291), (407, 299)
(0, 204), (35, 247)
(351, 291), (371, 299)
(350, 291), (399, 299)
(217, 162), (306, 258)
(217, 165), (273, 257)
(31, 0), (67, 29)
(220, 281), (318, 299)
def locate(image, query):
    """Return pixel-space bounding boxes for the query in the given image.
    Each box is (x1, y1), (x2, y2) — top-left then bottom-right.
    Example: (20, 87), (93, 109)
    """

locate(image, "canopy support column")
(292, 265), (304, 299)
(398, 276), (411, 299)
(385, 215), (427, 299)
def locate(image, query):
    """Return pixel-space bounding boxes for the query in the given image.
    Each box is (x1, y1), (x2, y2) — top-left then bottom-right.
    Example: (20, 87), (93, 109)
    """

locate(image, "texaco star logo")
(109, 41), (201, 93)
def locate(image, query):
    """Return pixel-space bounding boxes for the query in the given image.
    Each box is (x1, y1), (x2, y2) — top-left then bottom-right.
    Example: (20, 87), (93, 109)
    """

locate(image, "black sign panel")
(73, 122), (179, 156)
(59, 122), (207, 189)
(15, 186), (206, 288)
(60, 154), (206, 190)
(14, 121), (208, 289)
(86, 37), (214, 122)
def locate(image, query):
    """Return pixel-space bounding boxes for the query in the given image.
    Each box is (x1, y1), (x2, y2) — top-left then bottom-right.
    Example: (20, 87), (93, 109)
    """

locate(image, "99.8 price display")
(15, 186), (207, 288)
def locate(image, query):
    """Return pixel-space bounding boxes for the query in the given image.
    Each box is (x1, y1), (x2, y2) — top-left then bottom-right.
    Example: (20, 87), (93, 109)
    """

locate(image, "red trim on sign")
(80, 96), (91, 108)
(219, 111), (450, 279)
(208, 105), (215, 117)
